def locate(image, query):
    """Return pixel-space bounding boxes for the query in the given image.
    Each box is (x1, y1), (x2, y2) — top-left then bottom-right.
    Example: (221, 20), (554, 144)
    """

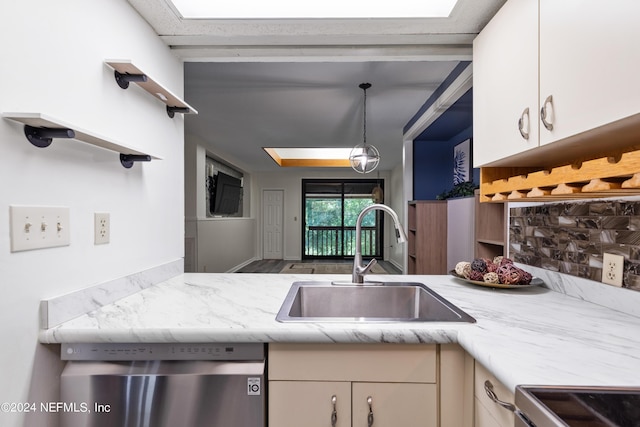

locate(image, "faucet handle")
(358, 258), (378, 275)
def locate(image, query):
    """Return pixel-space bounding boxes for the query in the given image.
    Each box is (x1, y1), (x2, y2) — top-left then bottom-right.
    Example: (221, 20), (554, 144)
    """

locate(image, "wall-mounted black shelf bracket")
(114, 70), (148, 89)
(105, 60), (198, 119)
(24, 125), (75, 148)
(166, 106), (191, 118)
(120, 154), (151, 169)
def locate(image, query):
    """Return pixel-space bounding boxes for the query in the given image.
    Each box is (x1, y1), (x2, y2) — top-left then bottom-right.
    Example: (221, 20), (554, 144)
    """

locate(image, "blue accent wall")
(411, 87), (478, 200)
(413, 127), (478, 200)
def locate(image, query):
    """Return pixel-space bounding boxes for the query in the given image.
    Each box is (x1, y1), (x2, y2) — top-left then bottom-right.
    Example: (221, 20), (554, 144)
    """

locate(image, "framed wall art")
(453, 138), (471, 185)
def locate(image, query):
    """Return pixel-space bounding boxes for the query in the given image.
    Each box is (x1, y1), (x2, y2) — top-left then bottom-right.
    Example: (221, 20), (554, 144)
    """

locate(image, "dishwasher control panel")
(61, 342), (265, 361)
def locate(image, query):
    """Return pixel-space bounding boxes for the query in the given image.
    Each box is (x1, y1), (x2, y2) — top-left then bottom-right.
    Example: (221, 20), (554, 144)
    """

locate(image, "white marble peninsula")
(39, 272), (640, 392)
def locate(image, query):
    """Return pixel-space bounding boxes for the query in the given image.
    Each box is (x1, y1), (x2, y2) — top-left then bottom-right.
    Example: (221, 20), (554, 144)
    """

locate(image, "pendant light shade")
(349, 143), (380, 173)
(349, 83), (380, 174)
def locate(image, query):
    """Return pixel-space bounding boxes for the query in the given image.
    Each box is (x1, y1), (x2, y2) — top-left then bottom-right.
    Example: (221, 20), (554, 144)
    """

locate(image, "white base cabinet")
(269, 381), (352, 427)
(269, 381), (437, 427)
(352, 382), (437, 426)
(268, 343), (469, 427)
(474, 361), (515, 427)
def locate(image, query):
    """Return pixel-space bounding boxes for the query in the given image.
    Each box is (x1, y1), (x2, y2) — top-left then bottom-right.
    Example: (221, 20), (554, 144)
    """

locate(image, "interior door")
(263, 190), (284, 259)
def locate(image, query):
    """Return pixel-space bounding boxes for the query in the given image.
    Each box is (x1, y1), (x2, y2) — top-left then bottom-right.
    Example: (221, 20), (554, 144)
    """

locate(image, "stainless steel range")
(514, 385), (640, 427)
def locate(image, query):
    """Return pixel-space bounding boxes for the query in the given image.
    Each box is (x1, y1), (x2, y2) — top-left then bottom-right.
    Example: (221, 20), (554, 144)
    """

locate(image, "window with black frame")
(302, 179), (384, 259)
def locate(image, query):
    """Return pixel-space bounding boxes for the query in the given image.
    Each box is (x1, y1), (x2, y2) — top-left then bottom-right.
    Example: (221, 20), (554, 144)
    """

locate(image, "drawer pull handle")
(518, 107), (530, 140)
(541, 94), (554, 131)
(331, 395), (337, 427)
(367, 396), (375, 427)
(484, 380), (516, 412)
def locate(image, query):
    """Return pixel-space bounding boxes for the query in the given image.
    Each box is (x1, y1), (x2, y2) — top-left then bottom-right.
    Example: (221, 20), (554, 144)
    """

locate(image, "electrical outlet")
(602, 253), (624, 287)
(94, 213), (110, 245)
(9, 205), (71, 252)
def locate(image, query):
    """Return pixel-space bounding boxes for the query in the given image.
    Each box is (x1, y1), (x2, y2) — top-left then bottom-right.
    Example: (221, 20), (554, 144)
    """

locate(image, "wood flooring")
(237, 259), (402, 274)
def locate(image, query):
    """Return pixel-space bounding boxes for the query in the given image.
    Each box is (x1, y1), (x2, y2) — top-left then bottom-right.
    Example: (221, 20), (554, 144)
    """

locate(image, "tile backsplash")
(509, 199), (640, 292)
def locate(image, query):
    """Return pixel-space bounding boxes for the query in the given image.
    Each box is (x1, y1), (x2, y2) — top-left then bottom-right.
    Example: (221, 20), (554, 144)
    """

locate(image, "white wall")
(195, 218), (257, 272)
(388, 163), (406, 270)
(0, 2), (185, 426)
(184, 136), (257, 272)
(253, 169), (401, 262)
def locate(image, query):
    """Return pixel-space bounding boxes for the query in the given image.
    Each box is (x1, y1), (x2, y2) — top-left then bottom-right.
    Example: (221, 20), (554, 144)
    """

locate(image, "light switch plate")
(602, 253), (624, 287)
(9, 205), (71, 252)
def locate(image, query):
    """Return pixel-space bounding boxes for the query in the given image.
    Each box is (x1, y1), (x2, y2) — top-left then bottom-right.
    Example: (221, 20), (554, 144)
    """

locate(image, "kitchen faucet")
(350, 204), (408, 284)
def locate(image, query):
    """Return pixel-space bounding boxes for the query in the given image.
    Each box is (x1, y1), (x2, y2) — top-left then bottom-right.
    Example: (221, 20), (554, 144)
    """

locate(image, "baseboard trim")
(226, 257), (260, 273)
(389, 258), (404, 273)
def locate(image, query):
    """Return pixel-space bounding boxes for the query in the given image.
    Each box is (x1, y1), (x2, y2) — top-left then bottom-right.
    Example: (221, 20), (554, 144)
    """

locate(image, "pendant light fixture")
(349, 82), (380, 174)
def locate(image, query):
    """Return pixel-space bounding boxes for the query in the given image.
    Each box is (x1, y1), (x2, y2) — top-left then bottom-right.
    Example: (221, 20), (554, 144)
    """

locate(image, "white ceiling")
(127, 0), (506, 172)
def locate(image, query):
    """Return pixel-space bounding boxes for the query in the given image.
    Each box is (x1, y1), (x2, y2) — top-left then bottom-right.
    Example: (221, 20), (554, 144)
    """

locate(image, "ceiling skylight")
(169, 0), (458, 19)
(264, 148), (352, 167)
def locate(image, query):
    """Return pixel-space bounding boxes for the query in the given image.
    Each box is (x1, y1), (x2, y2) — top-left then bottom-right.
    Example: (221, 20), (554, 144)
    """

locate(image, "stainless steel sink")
(276, 281), (475, 323)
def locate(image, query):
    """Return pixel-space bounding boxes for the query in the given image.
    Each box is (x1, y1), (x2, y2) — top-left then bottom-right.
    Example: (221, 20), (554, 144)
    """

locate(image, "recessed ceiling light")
(264, 147), (353, 167)
(170, 0), (458, 19)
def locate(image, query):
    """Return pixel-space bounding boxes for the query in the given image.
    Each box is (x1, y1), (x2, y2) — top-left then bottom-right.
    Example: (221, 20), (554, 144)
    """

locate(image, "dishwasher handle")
(484, 380), (516, 412)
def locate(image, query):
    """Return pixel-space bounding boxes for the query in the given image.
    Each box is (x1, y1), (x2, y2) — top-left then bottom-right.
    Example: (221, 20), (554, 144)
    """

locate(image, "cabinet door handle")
(518, 107), (530, 140)
(331, 395), (337, 427)
(540, 94), (554, 131)
(484, 380), (516, 412)
(367, 396), (374, 427)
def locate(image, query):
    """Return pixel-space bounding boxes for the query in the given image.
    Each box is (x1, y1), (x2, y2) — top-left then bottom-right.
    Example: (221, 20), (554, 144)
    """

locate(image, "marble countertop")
(39, 273), (640, 392)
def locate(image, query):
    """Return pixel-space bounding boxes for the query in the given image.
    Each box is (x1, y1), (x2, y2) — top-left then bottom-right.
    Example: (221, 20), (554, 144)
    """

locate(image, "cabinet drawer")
(474, 362), (514, 427)
(268, 343), (436, 383)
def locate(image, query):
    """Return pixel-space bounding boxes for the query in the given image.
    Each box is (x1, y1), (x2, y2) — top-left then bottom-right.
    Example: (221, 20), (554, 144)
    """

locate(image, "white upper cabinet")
(538, 0), (640, 146)
(473, 0), (538, 167)
(473, 0), (640, 167)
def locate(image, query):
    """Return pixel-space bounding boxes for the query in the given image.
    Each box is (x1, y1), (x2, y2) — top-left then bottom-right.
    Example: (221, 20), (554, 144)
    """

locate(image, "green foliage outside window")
(305, 197), (377, 256)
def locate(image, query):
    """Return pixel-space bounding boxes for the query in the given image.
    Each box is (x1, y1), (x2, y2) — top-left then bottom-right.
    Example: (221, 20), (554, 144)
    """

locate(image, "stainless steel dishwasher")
(60, 343), (265, 427)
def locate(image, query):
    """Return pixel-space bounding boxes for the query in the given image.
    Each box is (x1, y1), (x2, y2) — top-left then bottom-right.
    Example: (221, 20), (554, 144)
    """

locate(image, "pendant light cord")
(359, 82), (371, 148)
(363, 85), (367, 147)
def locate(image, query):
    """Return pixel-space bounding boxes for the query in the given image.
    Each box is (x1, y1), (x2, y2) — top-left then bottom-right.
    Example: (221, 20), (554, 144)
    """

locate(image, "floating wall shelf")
(2, 112), (161, 168)
(105, 59), (198, 118)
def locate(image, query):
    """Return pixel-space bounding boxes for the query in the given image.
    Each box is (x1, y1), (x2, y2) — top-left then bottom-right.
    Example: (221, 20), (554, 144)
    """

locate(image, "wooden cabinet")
(268, 344), (438, 427)
(474, 191), (507, 259)
(474, 362), (515, 427)
(473, 0), (640, 167)
(407, 201), (447, 274)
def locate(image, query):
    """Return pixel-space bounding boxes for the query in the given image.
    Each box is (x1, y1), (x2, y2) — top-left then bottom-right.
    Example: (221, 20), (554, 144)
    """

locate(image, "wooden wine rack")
(479, 149), (640, 202)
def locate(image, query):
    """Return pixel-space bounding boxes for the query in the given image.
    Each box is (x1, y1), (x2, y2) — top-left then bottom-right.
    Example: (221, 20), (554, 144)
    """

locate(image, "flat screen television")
(211, 172), (242, 215)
